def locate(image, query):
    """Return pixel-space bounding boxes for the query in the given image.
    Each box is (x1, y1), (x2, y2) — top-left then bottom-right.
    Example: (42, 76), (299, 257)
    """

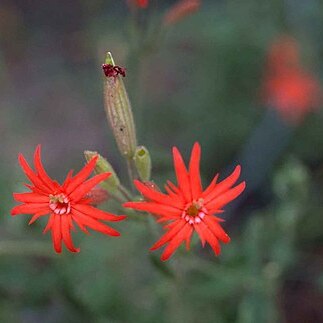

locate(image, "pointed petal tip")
(223, 235), (231, 244)
(160, 253), (171, 262)
(115, 215), (127, 221)
(133, 179), (141, 185)
(68, 247), (81, 253)
(17, 153), (25, 165)
(172, 146), (180, 157)
(149, 244), (159, 251)
(10, 206), (21, 216)
(192, 141), (201, 151)
(133, 179), (143, 191)
(239, 181), (246, 191)
(123, 202), (135, 208)
(35, 144), (41, 154)
(91, 154), (99, 163)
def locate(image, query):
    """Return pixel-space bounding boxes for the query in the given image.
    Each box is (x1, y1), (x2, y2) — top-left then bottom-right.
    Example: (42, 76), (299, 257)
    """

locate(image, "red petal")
(203, 216), (230, 243)
(61, 214), (80, 253)
(18, 154), (51, 193)
(13, 192), (48, 203)
(185, 226), (194, 250)
(11, 203), (49, 216)
(123, 201), (180, 217)
(134, 180), (183, 208)
(69, 172), (110, 202)
(65, 156), (98, 194)
(71, 214), (90, 234)
(33, 145), (57, 191)
(72, 208), (120, 236)
(24, 184), (46, 195)
(199, 221), (221, 255)
(206, 181), (246, 212)
(150, 220), (186, 250)
(166, 180), (181, 195)
(72, 204), (126, 222)
(202, 174), (218, 198)
(164, 185), (179, 199)
(62, 170), (74, 189)
(165, 181), (185, 202)
(204, 165), (241, 204)
(43, 213), (55, 233)
(160, 224), (192, 261)
(156, 217), (177, 223)
(193, 222), (206, 246)
(172, 147), (191, 202)
(51, 214), (62, 253)
(189, 142), (202, 199)
(28, 209), (49, 224)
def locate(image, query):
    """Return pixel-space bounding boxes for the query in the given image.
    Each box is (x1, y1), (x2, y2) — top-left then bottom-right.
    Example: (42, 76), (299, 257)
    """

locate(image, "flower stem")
(118, 183), (133, 201)
(126, 157), (137, 190)
(109, 191), (127, 204)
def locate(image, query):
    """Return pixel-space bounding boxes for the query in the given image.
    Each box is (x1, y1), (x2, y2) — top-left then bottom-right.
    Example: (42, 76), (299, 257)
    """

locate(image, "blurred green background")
(1, 0), (323, 322)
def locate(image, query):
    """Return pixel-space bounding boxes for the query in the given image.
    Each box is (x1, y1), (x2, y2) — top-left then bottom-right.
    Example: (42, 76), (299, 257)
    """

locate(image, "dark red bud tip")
(102, 64), (126, 78)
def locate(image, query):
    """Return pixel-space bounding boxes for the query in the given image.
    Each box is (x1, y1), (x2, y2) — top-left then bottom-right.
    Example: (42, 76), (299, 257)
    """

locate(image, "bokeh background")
(1, 0), (323, 322)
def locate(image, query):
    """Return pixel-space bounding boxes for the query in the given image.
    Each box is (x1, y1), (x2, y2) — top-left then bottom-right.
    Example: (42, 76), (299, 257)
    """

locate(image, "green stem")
(109, 191), (127, 204)
(126, 157), (137, 190)
(119, 183), (134, 201)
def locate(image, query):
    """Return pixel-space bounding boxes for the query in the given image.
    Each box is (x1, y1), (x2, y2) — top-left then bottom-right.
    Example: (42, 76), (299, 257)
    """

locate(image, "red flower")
(261, 35), (321, 124)
(138, 0), (149, 8)
(129, 0), (149, 9)
(124, 143), (245, 261)
(11, 146), (126, 253)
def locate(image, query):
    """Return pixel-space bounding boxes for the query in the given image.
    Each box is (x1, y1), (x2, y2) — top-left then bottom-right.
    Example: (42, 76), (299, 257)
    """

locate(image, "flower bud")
(84, 151), (120, 193)
(103, 52), (137, 158)
(86, 186), (109, 205)
(134, 146), (151, 181)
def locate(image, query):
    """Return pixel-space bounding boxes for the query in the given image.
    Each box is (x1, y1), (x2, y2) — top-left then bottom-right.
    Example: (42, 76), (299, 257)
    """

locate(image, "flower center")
(186, 204), (199, 216)
(182, 199), (208, 225)
(49, 193), (71, 215)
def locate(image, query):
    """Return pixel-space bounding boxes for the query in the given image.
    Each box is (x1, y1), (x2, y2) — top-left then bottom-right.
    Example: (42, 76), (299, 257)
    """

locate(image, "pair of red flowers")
(11, 143), (245, 261)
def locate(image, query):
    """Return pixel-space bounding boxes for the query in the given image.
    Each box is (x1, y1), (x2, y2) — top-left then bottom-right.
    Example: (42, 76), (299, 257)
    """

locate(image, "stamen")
(183, 199), (208, 225)
(49, 193), (71, 215)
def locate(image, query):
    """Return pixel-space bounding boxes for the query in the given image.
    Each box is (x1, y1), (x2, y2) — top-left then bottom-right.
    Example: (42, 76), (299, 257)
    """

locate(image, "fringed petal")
(65, 156), (98, 194)
(189, 142), (202, 199)
(172, 147), (191, 202)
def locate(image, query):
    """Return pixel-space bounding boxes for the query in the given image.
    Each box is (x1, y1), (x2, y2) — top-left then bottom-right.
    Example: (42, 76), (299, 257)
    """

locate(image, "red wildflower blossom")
(11, 146), (126, 253)
(128, 0), (149, 9)
(262, 35), (321, 124)
(124, 143), (245, 261)
(137, 0), (149, 8)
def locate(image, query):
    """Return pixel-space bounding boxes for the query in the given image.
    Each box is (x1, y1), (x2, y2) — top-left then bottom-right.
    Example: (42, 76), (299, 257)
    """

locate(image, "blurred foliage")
(0, 0), (323, 322)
